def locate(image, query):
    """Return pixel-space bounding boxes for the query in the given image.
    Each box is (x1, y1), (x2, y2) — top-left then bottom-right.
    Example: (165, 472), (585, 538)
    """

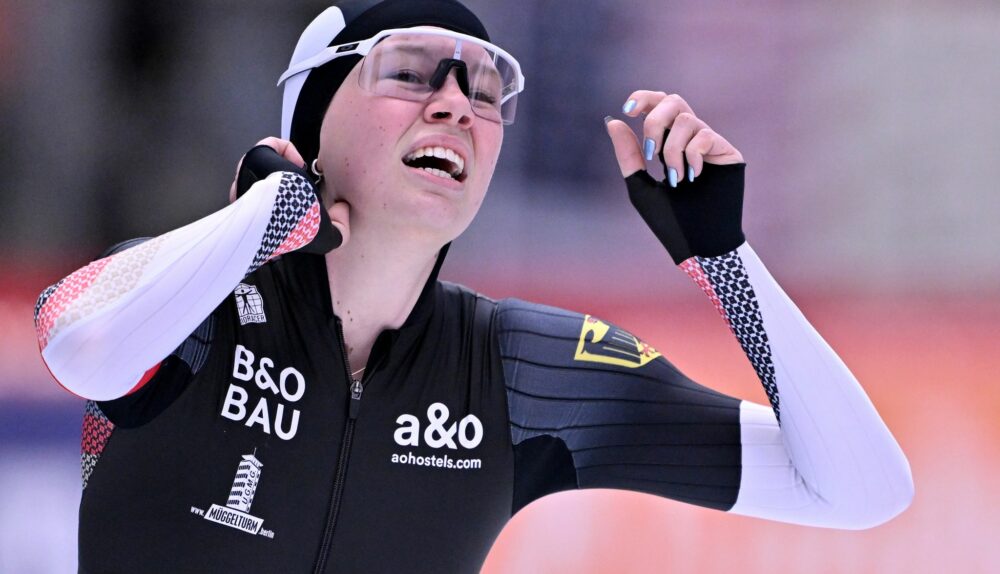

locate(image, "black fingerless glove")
(625, 131), (746, 264)
(236, 144), (342, 253)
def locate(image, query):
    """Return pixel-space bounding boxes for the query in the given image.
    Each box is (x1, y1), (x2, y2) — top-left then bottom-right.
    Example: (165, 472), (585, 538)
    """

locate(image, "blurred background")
(1, 0), (998, 572)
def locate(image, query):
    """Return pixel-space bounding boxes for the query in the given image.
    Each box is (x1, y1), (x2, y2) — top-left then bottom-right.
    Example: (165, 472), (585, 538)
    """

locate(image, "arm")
(612, 91), (911, 526)
(498, 300), (744, 512)
(35, 147), (334, 401)
(681, 242), (913, 528)
(498, 92), (911, 529)
(500, 245), (912, 529)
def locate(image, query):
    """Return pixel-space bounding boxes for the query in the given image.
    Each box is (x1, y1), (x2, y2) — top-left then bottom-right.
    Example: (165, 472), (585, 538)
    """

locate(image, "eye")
(388, 69), (425, 84)
(470, 90), (498, 106)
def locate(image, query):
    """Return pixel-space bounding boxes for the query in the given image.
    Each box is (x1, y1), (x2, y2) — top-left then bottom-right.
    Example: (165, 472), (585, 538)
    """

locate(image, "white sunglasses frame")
(277, 27), (525, 109)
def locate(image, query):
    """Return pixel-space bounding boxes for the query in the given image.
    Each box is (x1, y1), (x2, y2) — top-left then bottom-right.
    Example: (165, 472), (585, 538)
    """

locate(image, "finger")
(702, 132), (744, 165)
(604, 117), (645, 177)
(683, 128), (715, 180)
(229, 155), (247, 204)
(689, 128), (744, 177)
(327, 200), (350, 247)
(231, 138), (307, 204)
(661, 112), (707, 186)
(254, 137), (306, 168)
(231, 138), (286, 201)
(279, 141), (306, 168)
(621, 90), (668, 117)
(642, 94), (694, 162)
(683, 128), (745, 180)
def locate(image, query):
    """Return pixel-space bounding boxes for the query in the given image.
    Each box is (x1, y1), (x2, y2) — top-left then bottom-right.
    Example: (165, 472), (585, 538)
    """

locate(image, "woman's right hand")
(229, 137), (350, 248)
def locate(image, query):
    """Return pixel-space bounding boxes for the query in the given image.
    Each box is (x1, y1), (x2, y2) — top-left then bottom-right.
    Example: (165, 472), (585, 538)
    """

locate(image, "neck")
(325, 228), (441, 371)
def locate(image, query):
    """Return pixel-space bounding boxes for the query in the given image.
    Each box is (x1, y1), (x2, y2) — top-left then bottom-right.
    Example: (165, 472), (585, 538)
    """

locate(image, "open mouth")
(402, 146), (467, 182)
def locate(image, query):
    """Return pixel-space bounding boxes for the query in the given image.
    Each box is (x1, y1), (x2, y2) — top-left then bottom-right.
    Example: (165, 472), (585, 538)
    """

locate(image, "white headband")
(280, 7), (348, 141)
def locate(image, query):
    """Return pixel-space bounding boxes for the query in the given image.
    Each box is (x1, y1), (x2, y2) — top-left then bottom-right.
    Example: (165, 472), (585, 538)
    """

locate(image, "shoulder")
(495, 297), (585, 338)
(437, 280), (500, 313)
(424, 281), (499, 334)
(494, 298), (669, 371)
(438, 280), (495, 302)
(493, 299), (591, 365)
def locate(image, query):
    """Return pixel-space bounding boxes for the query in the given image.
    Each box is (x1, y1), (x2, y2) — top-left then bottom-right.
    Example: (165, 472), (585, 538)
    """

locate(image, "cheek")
(474, 130), (503, 185)
(326, 110), (407, 202)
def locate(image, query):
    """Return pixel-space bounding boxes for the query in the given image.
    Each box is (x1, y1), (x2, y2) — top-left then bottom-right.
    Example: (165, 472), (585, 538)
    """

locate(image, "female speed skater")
(34, 1), (913, 572)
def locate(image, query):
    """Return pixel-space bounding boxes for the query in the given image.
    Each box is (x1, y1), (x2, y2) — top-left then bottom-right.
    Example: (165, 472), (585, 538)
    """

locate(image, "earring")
(310, 159), (324, 184)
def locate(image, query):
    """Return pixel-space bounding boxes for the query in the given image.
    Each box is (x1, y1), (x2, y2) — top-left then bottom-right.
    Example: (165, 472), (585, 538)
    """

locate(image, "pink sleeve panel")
(35, 172), (320, 401)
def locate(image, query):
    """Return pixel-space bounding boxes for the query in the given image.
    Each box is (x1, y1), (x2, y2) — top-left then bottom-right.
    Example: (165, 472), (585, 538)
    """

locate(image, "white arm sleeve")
(681, 243), (913, 529)
(34, 172), (322, 401)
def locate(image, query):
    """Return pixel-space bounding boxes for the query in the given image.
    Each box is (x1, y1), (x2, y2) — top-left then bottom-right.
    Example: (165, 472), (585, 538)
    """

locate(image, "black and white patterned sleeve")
(678, 244), (913, 528)
(498, 244), (913, 529)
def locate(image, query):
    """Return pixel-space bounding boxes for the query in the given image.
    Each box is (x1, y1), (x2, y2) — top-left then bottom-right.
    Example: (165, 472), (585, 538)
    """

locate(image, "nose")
(423, 71), (475, 128)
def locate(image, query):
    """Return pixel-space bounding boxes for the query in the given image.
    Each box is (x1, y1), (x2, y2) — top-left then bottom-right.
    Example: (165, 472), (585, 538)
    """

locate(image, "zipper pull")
(349, 379), (364, 419)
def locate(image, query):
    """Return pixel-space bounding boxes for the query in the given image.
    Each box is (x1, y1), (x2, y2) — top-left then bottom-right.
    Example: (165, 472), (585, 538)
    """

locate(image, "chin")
(393, 199), (477, 244)
(408, 212), (471, 244)
(405, 186), (480, 227)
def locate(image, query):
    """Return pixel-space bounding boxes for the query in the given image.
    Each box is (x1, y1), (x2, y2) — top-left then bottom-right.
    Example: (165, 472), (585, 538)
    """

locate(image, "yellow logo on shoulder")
(574, 315), (662, 368)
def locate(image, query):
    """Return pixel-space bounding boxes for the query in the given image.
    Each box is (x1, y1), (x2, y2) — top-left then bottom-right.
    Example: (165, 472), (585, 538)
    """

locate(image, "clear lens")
(358, 33), (520, 124)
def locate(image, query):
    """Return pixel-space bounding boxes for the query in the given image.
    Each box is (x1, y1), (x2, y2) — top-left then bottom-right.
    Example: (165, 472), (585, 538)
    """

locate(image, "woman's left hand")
(605, 91), (748, 265)
(605, 91), (743, 185)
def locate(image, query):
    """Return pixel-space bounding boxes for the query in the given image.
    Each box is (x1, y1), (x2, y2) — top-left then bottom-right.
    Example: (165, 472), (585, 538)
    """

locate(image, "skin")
(316, 51), (503, 248)
(231, 54), (742, 372)
(316, 54), (503, 371)
(605, 90), (744, 178)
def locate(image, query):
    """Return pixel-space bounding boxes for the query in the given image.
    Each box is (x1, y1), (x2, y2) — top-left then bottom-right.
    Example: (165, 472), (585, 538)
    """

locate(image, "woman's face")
(315, 34), (504, 245)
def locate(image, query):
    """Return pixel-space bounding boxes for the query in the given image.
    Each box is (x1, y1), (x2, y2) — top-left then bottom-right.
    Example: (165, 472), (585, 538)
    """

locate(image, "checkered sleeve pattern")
(34, 281), (62, 323)
(81, 400), (115, 489)
(245, 172), (321, 276)
(681, 252), (781, 422)
(34, 237), (166, 351)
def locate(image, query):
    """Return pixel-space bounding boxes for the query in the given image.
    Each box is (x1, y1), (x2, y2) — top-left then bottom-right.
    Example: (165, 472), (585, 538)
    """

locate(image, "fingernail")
(622, 99), (637, 114)
(687, 165), (695, 182)
(603, 115), (614, 125)
(668, 167), (678, 188)
(643, 138), (655, 161)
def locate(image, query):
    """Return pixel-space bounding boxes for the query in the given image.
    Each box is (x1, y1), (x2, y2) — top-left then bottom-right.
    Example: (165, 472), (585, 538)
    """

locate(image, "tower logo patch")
(574, 315), (662, 368)
(190, 450), (274, 538)
(235, 283), (266, 325)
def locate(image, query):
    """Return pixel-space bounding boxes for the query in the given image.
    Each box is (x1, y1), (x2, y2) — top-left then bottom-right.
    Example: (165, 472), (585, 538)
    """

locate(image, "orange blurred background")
(477, 289), (1000, 573)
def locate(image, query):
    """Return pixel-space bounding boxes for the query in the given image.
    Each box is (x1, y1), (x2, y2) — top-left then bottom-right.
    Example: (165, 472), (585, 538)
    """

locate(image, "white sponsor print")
(390, 451), (482, 470)
(190, 450), (275, 539)
(220, 345), (305, 440)
(392, 402), (483, 470)
(234, 283), (267, 325)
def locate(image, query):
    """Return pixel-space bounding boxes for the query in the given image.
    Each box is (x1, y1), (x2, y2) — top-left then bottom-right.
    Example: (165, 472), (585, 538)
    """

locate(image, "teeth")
(405, 145), (465, 177)
(421, 167), (455, 180)
(445, 149), (460, 170)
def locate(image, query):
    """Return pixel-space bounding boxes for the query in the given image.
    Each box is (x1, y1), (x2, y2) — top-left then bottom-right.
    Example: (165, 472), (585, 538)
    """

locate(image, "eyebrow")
(387, 42), (504, 85)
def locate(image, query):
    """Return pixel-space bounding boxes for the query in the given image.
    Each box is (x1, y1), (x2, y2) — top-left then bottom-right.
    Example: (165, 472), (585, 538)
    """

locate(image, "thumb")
(605, 117), (645, 178)
(327, 200), (350, 248)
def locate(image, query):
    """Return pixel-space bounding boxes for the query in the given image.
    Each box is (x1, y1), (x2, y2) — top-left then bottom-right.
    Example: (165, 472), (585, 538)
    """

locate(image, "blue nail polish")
(643, 138), (655, 161)
(668, 167), (678, 188)
(687, 165), (695, 182)
(622, 99), (637, 114)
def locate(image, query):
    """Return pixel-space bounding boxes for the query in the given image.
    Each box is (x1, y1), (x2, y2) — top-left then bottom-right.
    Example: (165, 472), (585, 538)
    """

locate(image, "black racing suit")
(36, 163), (912, 573)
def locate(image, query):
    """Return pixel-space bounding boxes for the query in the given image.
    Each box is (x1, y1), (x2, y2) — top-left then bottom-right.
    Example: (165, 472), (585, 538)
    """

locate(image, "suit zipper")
(313, 317), (366, 574)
